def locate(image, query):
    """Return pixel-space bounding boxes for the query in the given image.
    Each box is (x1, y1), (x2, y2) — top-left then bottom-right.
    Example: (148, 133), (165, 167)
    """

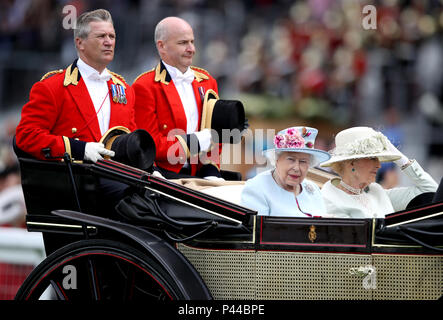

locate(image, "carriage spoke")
(49, 280), (68, 300)
(87, 258), (102, 300)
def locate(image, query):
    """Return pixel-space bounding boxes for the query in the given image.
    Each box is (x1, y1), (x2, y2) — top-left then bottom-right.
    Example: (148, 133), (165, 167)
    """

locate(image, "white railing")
(0, 227), (45, 300)
(0, 227), (45, 265)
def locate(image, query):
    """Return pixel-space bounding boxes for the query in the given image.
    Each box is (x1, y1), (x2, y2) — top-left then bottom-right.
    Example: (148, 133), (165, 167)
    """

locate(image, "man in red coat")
(15, 9), (136, 163)
(133, 17), (222, 179)
(15, 9), (140, 253)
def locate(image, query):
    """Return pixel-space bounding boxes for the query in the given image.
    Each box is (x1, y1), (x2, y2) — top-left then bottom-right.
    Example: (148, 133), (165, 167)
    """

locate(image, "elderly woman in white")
(240, 127), (331, 217)
(320, 127), (438, 218)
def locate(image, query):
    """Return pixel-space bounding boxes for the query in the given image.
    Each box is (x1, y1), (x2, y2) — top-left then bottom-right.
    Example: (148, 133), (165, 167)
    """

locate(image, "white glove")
(151, 169), (166, 179)
(386, 138), (409, 167)
(84, 142), (115, 163)
(194, 129), (212, 152)
(203, 176), (225, 182)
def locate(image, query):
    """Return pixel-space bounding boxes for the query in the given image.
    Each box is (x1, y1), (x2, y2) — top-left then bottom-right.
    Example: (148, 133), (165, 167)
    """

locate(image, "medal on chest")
(111, 84), (127, 104)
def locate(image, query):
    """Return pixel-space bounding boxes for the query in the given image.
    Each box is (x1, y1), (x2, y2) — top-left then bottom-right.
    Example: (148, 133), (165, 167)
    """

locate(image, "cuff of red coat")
(175, 133), (201, 159)
(62, 137), (86, 161)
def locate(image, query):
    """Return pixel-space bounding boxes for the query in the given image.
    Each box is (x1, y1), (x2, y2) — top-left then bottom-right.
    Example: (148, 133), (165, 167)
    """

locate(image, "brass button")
(162, 124), (168, 130)
(71, 127), (77, 134)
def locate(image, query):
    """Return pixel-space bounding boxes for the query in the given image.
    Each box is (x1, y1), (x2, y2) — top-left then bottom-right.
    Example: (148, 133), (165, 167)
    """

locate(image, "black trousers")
(96, 177), (133, 217)
(43, 177), (131, 256)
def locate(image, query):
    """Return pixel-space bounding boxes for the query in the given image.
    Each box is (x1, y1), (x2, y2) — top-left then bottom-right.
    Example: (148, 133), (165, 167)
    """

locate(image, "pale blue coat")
(240, 169), (327, 217)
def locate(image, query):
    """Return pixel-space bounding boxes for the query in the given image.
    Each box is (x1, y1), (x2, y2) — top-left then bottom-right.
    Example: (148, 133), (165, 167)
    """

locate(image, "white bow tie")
(89, 73), (111, 82)
(174, 71), (194, 84)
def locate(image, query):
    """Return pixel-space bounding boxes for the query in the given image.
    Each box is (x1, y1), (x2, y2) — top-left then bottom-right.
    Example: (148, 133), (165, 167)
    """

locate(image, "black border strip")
(384, 201), (443, 227)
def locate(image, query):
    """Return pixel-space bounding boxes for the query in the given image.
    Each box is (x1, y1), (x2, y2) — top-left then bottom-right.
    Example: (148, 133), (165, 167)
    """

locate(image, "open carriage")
(13, 149), (443, 300)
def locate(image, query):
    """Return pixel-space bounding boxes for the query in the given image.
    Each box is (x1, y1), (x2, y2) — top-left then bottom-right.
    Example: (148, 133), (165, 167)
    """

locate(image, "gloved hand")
(194, 129), (212, 152)
(203, 176), (225, 182)
(151, 167), (166, 179)
(386, 138), (410, 167)
(84, 142), (115, 163)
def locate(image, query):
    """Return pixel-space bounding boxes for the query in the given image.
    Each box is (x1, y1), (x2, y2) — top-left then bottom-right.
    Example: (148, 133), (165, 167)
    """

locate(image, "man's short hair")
(74, 9), (113, 41)
(154, 19), (168, 43)
(154, 17), (192, 43)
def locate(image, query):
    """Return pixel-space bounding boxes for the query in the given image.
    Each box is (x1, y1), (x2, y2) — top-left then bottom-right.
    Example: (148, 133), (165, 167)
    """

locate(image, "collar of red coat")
(154, 60), (210, 85)
(63, 59), (127, 88)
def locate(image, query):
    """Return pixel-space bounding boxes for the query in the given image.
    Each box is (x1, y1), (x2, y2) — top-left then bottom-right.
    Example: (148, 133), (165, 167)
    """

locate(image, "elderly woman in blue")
(240, 127), (331, 217)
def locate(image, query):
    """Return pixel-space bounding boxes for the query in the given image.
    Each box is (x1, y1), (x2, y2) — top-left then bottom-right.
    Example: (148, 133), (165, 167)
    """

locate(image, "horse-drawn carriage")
(13, 147), (443, 300)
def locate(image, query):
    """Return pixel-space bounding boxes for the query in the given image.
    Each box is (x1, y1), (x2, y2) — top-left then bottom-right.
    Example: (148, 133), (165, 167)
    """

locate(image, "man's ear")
(156, 40), (165, 53)
(75, 37), (83, 51)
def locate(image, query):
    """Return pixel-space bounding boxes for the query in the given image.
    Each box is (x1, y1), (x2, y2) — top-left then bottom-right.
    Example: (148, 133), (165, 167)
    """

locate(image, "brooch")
(304, 183), (314, 194)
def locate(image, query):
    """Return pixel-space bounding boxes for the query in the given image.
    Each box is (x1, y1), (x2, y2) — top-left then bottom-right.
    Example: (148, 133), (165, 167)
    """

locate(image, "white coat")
(320, 160), (438, 218)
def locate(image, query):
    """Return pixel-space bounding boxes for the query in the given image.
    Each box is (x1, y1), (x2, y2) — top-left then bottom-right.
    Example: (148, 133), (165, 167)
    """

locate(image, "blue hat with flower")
(263, 126), (331, 166)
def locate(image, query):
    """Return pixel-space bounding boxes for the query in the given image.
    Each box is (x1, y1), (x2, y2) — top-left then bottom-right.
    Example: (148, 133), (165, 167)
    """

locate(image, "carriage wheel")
(15, 239), (186, 300)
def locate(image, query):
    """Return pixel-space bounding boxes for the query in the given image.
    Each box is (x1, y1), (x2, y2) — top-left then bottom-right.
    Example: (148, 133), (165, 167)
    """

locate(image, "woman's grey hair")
(270, 151), (314, 167)
(74, 9), (113, 41)
(329, 160), (351, 176)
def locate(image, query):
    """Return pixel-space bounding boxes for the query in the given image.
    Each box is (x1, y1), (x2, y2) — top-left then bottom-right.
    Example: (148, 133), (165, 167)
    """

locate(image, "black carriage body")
(17, 157), (220, 300)
(17, 157), (443, 300)
(178, 213), (442, 300)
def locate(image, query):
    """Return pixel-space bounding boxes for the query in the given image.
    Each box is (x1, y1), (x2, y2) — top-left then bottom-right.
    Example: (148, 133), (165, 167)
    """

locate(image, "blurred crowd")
(0, 0), (442, 222)
(0, 120), (25, 228)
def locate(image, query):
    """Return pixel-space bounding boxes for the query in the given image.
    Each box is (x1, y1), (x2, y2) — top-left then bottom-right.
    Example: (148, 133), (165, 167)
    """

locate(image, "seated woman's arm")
(240, 180), (270, 216)
(386, 160), (438, 212)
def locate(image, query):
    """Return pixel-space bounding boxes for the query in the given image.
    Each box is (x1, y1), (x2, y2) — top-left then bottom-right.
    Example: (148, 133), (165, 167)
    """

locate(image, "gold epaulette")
(133, 68), (155, 84)
(108, 70), (126, 83)
(107, 70), (127, 88)
(40, 69), (64, 81)
(191, 66), (210, 75)
(191, 66), (210, 82)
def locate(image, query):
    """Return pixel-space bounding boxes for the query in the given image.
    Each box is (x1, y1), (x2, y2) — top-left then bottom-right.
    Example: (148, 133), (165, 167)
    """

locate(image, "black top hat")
(200, 89), (247, 144)
(406, 192), (436, 210)
(433, 176), (443, 203)
(100, 126), (156, 171)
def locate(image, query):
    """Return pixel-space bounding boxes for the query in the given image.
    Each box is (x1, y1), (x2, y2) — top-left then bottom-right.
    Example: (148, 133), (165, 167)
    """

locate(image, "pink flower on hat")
(274, 135), (285, 148)
(274, 128), (305, 149)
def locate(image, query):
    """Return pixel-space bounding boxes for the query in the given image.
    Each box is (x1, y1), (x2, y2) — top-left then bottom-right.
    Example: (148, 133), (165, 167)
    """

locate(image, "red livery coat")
(15, 60), (136, 161)
(133, 61), (221, 175)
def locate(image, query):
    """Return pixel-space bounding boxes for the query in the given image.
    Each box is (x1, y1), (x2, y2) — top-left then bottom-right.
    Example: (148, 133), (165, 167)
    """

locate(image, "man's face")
(158, 24), (195, 73)
(76, 21), (116, 72)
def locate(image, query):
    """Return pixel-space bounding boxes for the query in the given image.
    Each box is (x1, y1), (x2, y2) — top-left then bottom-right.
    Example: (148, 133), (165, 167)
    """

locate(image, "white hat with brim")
(263, 126), (331, 167)
(320, 126), (401, 167)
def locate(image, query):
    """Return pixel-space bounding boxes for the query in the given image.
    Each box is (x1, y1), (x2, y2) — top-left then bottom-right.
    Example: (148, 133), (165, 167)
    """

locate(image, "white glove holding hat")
(84, 142), (115, 163)
(385, 138), (410, 168)
(194, 129), (212, 152)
